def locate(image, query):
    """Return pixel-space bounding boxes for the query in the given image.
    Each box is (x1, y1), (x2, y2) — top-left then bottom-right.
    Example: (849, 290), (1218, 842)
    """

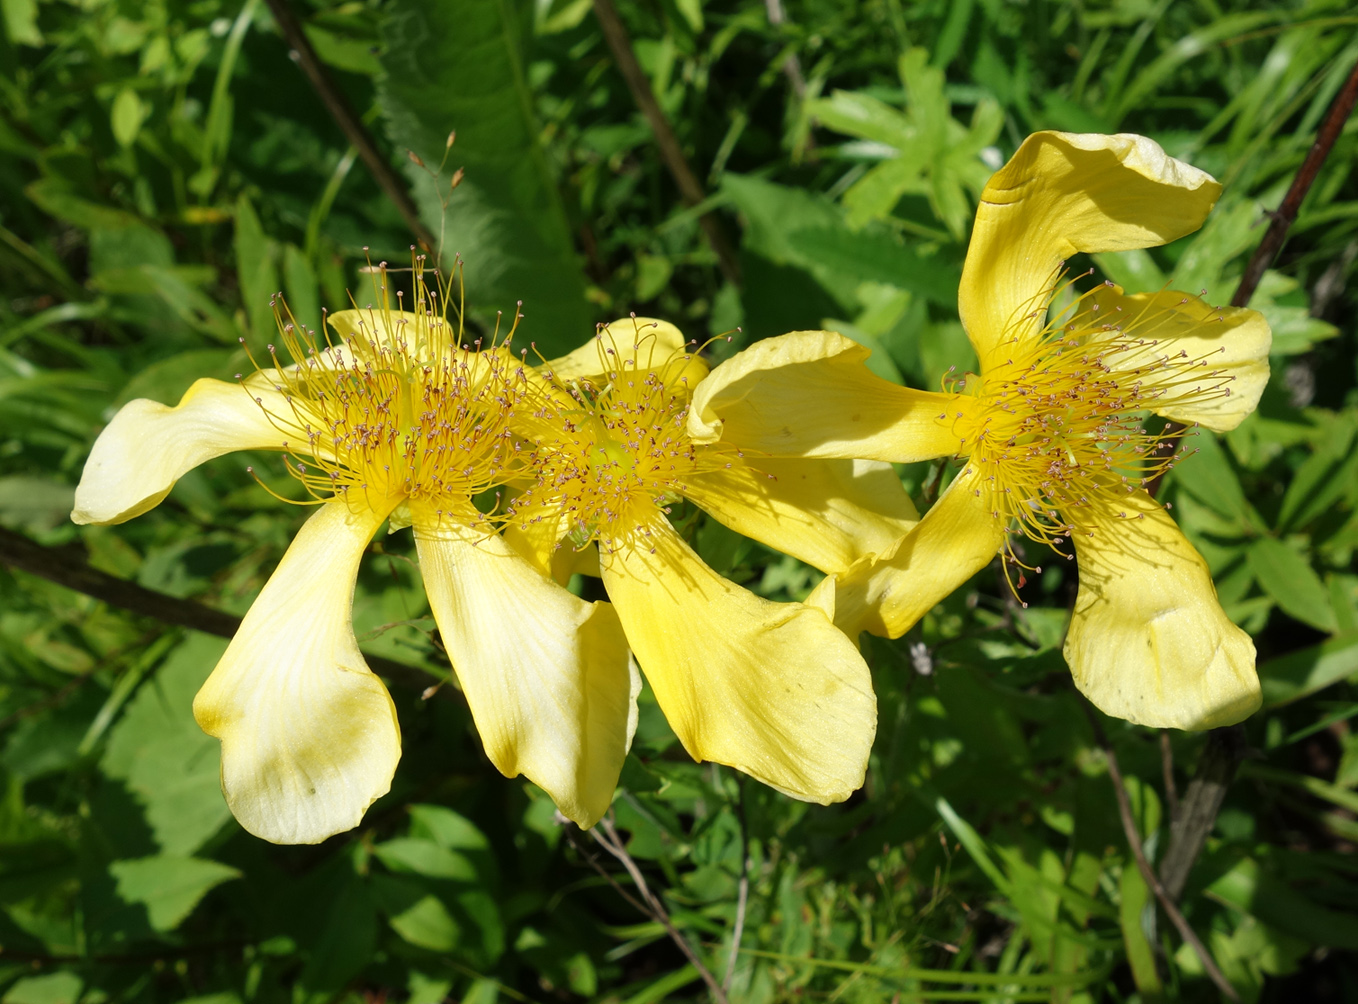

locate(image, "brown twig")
(0, 526), (440, 692)
(1082, 705), (1240, 1002)
(1160, 730), (1180, 825)
(1230, 57), (1358, 310)
(591, 0), (742, 286)
(591, 817), (731, 1004)
(261, 0), (438, 252)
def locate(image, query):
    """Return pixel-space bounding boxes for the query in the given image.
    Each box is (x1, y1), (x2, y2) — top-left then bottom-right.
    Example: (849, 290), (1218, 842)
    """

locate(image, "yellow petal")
(412, 507), (637, 828)
(1065, 487), (1260, 730)
(1090, 286), (1271, 433)
(328, 307), (460, 355)
(193, 500), (401, 844)
(962, 132), (1221, 369)
(832, 464), (1007, 639)
(600, 518), (876, 803)
(687, 330), (967, 461)
(73, 377), (291, 525)
(544, 316), (699, 383)
(683, 458), (918, 574)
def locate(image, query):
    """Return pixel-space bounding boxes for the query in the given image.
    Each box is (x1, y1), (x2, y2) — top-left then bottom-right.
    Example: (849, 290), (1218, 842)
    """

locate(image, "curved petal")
(1065, 487), (1260, 730)
(192, 500), (401, 844)
(1089, 286), (1270, 433)
(600, 517), (876, 804)
(328, 306), (460, 357)
(412, 506), (637, 828)
(832, 464), (1007, 639)
(962, 132), (1221, 369)
(687, 330), (968, 461)
(543, 317), (694, 383)
(73, 377), (292, 525)
(683, 458), (918, 574)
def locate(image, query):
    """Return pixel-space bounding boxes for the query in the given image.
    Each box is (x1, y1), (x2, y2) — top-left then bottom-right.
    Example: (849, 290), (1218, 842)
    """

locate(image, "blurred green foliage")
(1, 0), (1357, 1002)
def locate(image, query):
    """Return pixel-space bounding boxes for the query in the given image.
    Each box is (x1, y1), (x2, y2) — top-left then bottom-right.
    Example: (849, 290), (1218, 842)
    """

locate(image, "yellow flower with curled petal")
(686, 132), (1271, 731)
(72, 270), (632, 843)
(503, 317), (916, 803)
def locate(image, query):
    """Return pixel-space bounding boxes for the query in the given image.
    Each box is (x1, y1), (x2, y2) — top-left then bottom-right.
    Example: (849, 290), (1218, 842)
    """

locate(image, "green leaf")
(374, 874), (461, 952)
(408, 804), (490, 849)
(1170, 427), (1252, 526)
(282, 243), (321, 336)
(2, 973), (82, 1004)
(298, 870), (377, 1004)
(1, 0), (43, 47)
(1206, 855), (1358, 950)
(1118, 865), (1162, 995)
(108, 855), (240, 932)
(101, 634), (234, 856)
(235, 194), (279, 341)
(787, 227), (959, 307)
(1276, 416), (1358, 532)
(378, 0), (590, 355)
(1248, 538), (1338, 634)
(110, 89), (146, 148)
(1260, 632), (1358, 708)
(373, 837), (478, 880)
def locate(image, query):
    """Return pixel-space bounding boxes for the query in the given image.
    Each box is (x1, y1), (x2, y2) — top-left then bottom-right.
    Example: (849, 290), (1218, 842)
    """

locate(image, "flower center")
(508, 329), (725, 553)
(955, 280), (1236, 561)
(244, 269), (527, 518)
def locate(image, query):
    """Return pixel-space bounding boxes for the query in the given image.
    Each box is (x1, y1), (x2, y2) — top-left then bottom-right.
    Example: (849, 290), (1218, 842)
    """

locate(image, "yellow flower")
(504, 317), (912, 803)
(72, 279), (632, 842)
(686, 132), (1271, 731)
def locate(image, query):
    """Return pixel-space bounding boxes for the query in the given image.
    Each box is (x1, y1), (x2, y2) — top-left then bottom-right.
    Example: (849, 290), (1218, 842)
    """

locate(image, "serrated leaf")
(108, 855), (240, 932)
(378, 0), (589, 355)
(101, 635), (234, 856)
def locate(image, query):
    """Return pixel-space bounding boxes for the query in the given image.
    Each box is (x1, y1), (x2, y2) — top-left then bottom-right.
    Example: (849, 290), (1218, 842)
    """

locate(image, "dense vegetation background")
(1, 0), (1356, 1001)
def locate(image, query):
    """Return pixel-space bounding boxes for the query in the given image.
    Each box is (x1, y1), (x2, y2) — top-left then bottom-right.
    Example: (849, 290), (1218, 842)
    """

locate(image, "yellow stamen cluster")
(508, 324), (732, 553)
(241, 262), (530, 519)
(956, 276), (1236, 572)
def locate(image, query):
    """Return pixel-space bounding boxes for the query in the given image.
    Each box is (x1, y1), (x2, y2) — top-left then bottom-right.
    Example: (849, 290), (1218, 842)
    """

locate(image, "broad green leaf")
(1276, 416), (1358, 532)
(1248, 537), (1338, 634)
(1170, 428), (1252, 526)
(1260, 632), (1358, 708)
(101, 634), (234, 856)
(787, 227), (959, 307)
(1, 0), (42, 46)
(1206, 855), (1358, 950)
(373, 837), (477, 880)
(378, 0), (590, 355)
(408, 804), (490, 849)
(2, 973), (82, 1004)
(235, 194), (279, 341)
(108, 855), (240, 932)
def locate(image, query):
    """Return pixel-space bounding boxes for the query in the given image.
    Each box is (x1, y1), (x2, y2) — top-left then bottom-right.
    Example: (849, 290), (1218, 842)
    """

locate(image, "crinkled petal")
(683, 458), (918, 574)
(687, 330), (967, 461)
(1090, 286), (1270, 433)
(192, 500), (401, 844)
(73, 377), (292, 525)
(413, 507), (637, 828)
(1065, 487), (1260, 730)
(963, 132), (1221, 369)
(832, 464), (1007, 639)
(600, 517), (876, 804)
